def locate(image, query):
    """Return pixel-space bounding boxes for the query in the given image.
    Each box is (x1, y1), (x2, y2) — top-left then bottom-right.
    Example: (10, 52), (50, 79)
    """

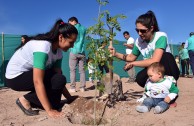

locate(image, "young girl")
(5, 19), (78, 118)
(87, 58), (95, 85)
(15, 35), (31, 51)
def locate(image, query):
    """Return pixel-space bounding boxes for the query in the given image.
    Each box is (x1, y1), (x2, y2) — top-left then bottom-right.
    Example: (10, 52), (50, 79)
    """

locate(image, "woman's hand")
(124, 62), (133, 71)
(47, 109), (64, 118)
(108, 46), (116, 56)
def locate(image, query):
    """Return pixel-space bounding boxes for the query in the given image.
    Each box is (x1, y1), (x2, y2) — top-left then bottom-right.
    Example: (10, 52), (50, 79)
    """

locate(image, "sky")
(0, 0), (194, 45)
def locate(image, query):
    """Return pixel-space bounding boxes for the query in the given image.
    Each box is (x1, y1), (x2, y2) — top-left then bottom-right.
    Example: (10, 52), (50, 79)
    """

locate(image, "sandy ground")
(0, 77), (194, 126)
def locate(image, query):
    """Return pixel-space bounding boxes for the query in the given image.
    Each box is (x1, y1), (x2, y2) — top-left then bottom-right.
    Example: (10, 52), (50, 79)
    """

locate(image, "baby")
(136, 62), (179, 114)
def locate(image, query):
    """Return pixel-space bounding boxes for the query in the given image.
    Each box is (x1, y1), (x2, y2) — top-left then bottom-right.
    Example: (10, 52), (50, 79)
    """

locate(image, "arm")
(123, 43), (134, 49)
(33, 52), (63, 117)
(33, 68), (63, 117)
(130, 48), (164, 67)
(126, 34), (167, 68)
(33, 68), (52, 112)
(109, 44), (163, 68)
(109, 46), (137, 62)
(124, 37), (135, 49)
(124, 48), (164, 70)
(164, 82), (179, 103)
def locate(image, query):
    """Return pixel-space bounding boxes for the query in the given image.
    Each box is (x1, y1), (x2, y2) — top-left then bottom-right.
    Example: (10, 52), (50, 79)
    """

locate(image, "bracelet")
(123, 54), (127, 61)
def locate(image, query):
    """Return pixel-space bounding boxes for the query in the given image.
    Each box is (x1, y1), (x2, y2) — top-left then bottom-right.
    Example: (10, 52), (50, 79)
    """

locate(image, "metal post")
(1, 32), (5, 87)
(2, 32), (4, 63)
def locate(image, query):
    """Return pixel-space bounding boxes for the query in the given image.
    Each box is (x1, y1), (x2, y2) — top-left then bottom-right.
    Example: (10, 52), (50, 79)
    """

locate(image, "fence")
(0, 33), (180, 87)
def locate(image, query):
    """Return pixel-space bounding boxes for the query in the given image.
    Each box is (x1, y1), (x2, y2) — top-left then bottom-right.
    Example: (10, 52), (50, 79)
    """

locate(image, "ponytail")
(136, 10), (159, 32)
(32, 19), (78, 43)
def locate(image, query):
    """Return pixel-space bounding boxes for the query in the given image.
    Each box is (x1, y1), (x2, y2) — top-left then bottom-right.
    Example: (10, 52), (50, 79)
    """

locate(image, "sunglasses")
(135, 28), (149, 33)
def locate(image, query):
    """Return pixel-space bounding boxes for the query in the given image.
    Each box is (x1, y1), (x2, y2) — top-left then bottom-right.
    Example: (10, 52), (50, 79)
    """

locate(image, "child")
(97, 41), (109, 74)
(87, 58), (95, 85)
(175, 55), (180, 70)
(136, 62), (179, 114)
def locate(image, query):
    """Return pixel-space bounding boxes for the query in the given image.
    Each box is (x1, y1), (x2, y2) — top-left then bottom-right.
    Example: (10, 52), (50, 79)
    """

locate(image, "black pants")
(135, 52), (180, 87)
(181, 58), (189, 76)
(5, 69), (66, 109)
(98, 63), (109, 74)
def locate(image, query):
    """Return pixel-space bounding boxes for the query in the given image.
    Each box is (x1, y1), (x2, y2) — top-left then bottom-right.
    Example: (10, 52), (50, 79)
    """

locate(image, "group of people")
(5, 10), (184, 117)
(108, 10), (180, 114)
(175, 32), (194, 78)
(176, 42), (190, 77)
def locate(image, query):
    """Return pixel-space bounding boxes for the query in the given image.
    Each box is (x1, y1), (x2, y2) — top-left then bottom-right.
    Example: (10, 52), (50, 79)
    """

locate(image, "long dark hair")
(135, 10), (159, 32)
(15, 35), (30, 51)
(32, 19), (78, 43)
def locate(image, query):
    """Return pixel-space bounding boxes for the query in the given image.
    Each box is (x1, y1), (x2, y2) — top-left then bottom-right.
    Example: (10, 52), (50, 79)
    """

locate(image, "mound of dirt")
(67, 97), (107, 125)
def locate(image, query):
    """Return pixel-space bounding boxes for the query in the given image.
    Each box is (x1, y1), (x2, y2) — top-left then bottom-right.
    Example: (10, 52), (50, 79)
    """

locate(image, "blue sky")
(0, 0), (193, 44)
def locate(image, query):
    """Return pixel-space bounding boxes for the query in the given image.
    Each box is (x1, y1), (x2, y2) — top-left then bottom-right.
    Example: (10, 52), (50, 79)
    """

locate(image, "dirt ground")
(0, 77), (194, 126)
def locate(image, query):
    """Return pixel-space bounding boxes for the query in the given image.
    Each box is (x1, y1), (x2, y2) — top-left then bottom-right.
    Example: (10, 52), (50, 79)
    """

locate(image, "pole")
(1, 32), (5, 87)
(2, 32), (4, 63)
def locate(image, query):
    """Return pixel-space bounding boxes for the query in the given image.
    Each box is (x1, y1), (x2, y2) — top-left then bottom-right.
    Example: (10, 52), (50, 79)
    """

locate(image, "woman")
(5, 19), (78, 118)
(109, 10), (180, 87)
(15, 35), (31, 51)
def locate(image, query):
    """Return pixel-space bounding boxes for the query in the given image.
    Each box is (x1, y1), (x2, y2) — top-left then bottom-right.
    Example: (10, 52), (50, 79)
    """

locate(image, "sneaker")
(69, 88), (76, 93)
(136, 105), (149, 113)
(80, 88), (85, 92)
(153, 106), (164, 114)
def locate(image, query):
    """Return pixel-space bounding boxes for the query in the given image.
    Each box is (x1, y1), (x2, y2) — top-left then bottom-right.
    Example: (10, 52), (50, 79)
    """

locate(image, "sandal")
(16, 98), (39, 116)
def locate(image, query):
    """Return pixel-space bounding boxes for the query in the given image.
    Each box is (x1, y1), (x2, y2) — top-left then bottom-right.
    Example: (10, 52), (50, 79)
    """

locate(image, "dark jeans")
(136, 52), (180, 87)
(181, 58), (189, 76)
(98, 63), (109, 74)
(5, 69), (66, 109)
(189, 50), (194, 75)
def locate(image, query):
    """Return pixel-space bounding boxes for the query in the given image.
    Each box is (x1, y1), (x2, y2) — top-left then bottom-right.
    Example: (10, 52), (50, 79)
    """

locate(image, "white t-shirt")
(5, 40), (62, 79)
(126, 37), (134, 54)
(145, 78), (178, 100)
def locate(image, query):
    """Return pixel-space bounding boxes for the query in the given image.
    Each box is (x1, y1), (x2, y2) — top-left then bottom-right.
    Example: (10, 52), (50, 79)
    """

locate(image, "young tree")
(86, 1), (126, 124)
(86, 0), (126, 94)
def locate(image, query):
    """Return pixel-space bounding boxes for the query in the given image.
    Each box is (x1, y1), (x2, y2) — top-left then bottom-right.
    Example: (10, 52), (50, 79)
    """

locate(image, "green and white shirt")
(179, 48), (189, 60)
(5, 40), (62, 79)
(132, 32), (171, 59)
(145, 78), (179, 100)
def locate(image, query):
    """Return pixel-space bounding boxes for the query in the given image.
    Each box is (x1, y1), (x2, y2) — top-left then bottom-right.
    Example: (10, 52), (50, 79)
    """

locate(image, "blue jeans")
(143, 97), (169, 111)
